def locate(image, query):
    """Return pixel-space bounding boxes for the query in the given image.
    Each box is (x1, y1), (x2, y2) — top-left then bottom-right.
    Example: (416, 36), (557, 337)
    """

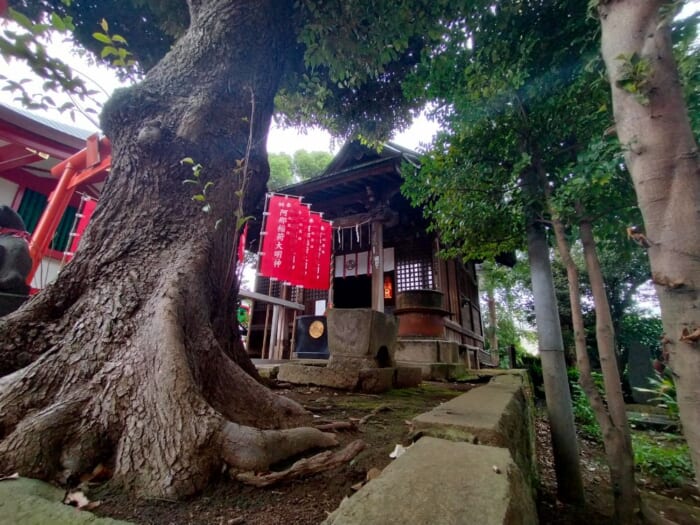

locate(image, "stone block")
(357, 368), (395, 394)
(394, 339), (440, 363)
(327, 309), (398, 367)
(393, 366), (422, 388)
(428, 363), (467, 381)
(412, 376), (536, 489)
(438, 341), (460, 363)
(323, 437), (537, 525)
(393, 360), (432, 379)
(277, 363), (357, 390)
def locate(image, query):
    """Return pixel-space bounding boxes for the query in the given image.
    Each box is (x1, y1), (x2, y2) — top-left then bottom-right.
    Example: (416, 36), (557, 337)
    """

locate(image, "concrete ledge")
(277, 363), (357, 389)
(412, 370), (536, 487)
(323, 437), (537, 525)
(0, 477), (129, 524)
(277, 364), (423, 393)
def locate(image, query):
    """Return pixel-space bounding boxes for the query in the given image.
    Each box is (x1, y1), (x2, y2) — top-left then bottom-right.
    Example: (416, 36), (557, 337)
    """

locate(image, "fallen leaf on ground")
(366, 467), (382, 480)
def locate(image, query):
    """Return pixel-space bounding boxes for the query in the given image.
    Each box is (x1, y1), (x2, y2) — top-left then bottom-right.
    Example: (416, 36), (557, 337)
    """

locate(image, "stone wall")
(324, 369), (538, 525)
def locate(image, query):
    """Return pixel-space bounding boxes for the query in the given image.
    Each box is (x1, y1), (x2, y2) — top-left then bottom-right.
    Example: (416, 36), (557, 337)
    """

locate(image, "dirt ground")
(91, 381), (700, 525)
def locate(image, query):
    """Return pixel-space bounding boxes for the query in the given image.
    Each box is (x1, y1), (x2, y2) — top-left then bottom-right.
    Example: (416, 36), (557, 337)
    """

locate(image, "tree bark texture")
(0, 0), (340, 498)
(552, 212), (641, 523)
(599, 0), (700, 482)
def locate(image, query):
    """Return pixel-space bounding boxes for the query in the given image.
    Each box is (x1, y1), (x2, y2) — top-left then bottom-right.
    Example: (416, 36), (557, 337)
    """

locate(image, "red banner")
(260, 195), (301, 282)
(69, 199), (97, 254)
(289, 202), (310, 287)
(311, 219), (332, 289)
(237, 222), (248, 264)
(259, 194), (333, 289)
(304, 212), (321, 287)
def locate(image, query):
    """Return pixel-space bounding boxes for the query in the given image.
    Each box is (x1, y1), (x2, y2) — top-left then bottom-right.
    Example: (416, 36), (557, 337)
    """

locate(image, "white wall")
(0, 178), (19, 207)
(30, 256), (63, 289)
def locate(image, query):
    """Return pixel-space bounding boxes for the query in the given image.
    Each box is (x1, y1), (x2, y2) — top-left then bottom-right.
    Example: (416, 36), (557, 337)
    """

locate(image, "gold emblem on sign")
(309, 320), (324, 339)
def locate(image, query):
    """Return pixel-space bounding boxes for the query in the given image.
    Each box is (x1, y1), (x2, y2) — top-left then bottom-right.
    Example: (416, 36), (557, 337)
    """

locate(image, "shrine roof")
(279, 141), (420, 219)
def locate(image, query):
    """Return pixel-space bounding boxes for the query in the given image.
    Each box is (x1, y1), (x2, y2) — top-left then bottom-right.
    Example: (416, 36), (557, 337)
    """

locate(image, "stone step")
(323, 437), (537, 525)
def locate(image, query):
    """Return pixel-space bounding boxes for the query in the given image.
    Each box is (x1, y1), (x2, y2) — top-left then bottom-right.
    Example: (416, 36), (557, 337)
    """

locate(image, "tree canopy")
(7, 0), (463, 141)
(268, 149), (333, 189)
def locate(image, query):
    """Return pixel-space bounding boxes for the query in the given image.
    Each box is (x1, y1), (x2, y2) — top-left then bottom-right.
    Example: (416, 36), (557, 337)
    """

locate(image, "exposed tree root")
(314, 421), (358, 432)
(235, 439), (366, 487)
(359, 405), (391, 426)
(0, 266), (336, 498)
(220, 422), (338, 472)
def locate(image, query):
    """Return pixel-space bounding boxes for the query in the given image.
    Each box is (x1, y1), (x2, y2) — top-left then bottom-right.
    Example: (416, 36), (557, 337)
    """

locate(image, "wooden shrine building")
(247, 141), (496, 367)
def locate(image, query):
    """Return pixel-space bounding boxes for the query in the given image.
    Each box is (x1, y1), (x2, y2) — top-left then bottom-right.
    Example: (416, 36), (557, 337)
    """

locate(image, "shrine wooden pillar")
(371, 220), (384, 312)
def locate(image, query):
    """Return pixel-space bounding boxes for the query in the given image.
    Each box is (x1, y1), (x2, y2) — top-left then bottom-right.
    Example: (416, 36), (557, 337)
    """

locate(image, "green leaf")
(236, 215), (255, 230)
(180, 157), (195, 165)
(101, 46), (118, 58)
(100, 18), (109, 32)
(202, 203), (212, 213)
(191, 194), (205, 202)
(92, 32), (112, 45)
(50, 12), (66, 31)
(10, 9), (34, 30)
(111, 34), (128, 44)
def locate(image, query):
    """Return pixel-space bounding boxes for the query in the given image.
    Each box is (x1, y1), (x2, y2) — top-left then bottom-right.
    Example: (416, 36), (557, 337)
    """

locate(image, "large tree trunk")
(552, 210), (640, 523)
(0, 0), (341, 498)
(599, 0), (700, 482)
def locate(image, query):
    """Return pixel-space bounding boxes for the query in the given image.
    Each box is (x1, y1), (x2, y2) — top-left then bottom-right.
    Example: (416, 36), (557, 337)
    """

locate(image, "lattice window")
(394, 243), (435, 292)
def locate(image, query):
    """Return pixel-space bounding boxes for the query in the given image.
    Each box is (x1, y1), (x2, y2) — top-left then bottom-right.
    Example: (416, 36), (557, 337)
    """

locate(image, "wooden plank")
(238, 289), (304, 310)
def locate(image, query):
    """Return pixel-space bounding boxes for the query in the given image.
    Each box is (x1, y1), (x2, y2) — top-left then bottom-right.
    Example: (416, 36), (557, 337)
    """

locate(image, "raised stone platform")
(277, 363), (422, 393)
(276, 309), (422, 393)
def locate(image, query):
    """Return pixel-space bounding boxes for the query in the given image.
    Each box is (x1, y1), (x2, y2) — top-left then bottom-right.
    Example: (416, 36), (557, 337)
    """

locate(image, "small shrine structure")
(248, 141), (497, 371)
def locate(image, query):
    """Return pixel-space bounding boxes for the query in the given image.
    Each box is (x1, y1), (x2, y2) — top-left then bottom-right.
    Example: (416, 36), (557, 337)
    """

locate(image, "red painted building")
(0, 102), (106, 288)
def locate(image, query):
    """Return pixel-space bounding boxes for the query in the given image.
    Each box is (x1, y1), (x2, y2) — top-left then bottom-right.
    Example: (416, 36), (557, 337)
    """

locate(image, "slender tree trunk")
(0, 0), (346, 498)
(552, 211), (641, 523)
(486, 287), (499, 362)
(519, 144), (584, 504)
(599, 0), (700, 482)
(579, 216), (639, 523)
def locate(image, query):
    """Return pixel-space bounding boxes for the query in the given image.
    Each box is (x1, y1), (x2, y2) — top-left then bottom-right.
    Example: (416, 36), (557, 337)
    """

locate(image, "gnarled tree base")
(0, 264), (340, 499)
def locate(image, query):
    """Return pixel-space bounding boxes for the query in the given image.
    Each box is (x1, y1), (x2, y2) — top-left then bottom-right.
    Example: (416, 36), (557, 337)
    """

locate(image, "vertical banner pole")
(290, 286), (301, 359)
(258, 194), (272, 359)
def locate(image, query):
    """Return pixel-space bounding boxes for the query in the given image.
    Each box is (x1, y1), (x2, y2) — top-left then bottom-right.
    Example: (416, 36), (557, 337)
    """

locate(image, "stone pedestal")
(277, 309), (422, 392)
(327, 308), (398, 370)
